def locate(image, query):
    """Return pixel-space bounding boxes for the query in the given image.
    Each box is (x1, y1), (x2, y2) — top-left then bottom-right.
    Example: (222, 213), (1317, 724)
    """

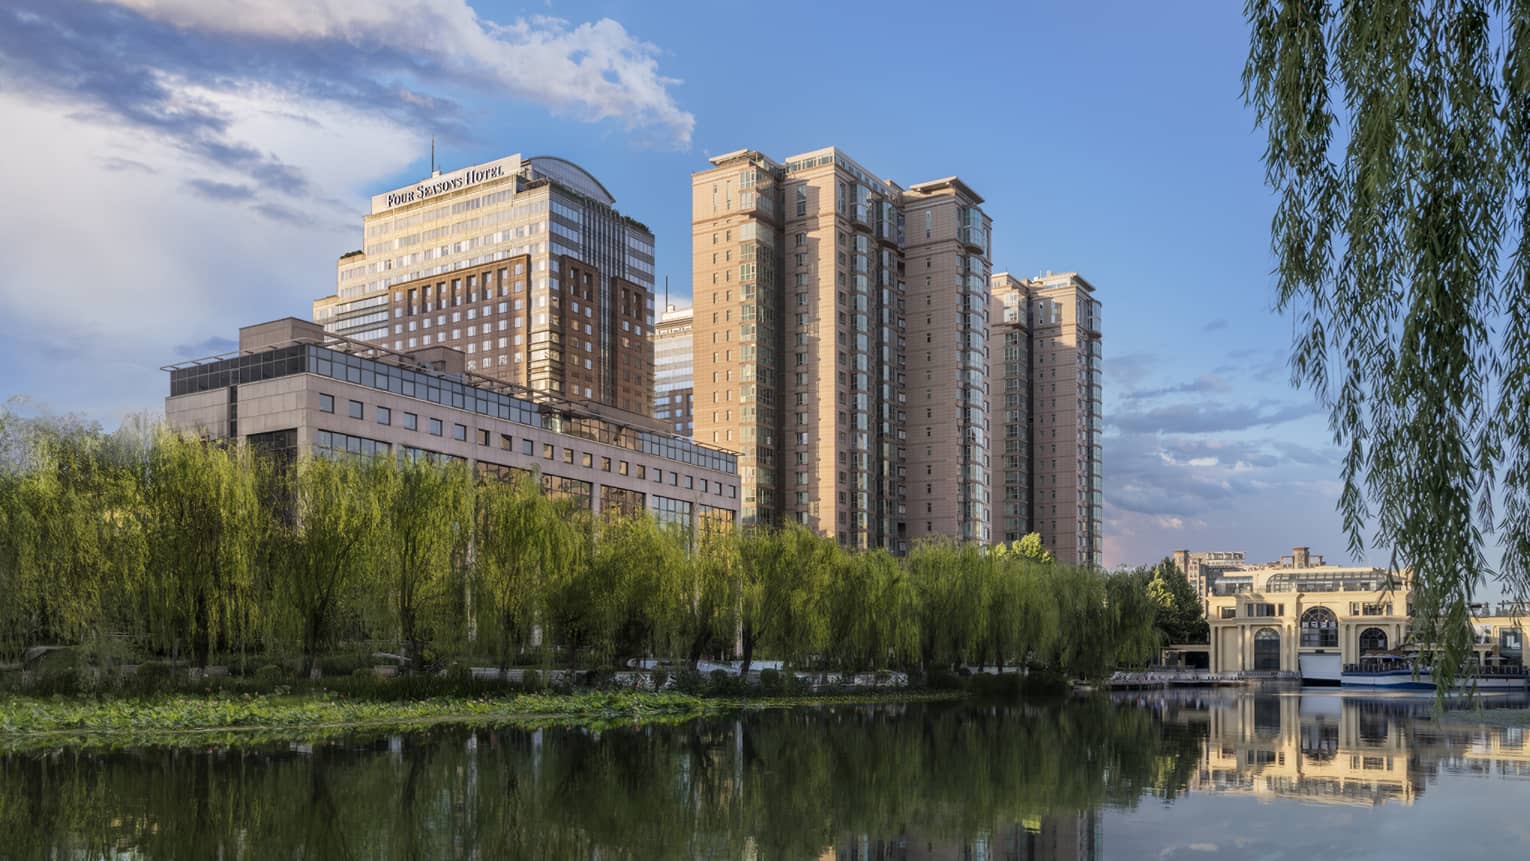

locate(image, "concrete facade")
(691, 147), (994, 552)
(165, 319), (738, 534)
(315, 154), (655, 416)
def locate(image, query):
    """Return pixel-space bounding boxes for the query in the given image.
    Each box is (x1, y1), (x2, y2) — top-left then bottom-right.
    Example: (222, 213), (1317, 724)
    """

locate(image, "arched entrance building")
(1205, 552), (1527, 677)
(1205, 562), (1411, 678)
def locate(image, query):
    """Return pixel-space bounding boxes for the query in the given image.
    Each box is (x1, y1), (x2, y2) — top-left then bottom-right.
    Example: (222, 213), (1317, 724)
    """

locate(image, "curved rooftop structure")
(525, 155), (616, 206)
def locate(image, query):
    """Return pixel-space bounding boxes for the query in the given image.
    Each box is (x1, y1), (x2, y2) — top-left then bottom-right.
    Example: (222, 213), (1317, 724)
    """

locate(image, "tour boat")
(1339, 655), (1528, 691)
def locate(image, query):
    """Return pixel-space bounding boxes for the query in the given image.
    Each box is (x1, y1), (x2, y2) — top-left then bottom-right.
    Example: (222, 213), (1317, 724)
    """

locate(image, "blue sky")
(0, 0), (1364, 569)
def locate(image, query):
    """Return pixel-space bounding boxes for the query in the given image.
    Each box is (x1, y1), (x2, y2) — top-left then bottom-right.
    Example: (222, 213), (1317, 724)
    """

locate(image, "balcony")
(959, 225), (988, 251)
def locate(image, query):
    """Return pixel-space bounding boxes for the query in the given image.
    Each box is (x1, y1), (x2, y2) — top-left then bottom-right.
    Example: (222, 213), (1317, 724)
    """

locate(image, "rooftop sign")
(370, 154), (522, 214)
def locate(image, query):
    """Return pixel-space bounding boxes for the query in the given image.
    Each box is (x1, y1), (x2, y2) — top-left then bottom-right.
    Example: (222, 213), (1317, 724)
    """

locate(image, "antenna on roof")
(664, 275), (669, 309)
(431, 136), (439, 177)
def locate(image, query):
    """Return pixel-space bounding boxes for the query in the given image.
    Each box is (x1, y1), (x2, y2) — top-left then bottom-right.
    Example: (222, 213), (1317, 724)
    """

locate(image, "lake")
(2, 689), (1528, 859)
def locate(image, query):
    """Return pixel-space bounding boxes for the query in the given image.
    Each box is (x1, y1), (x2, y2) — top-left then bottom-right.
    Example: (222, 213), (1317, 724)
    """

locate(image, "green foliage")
(1243, 1), (1530, 691)
(253, 665), (286, 686)
(1142, 557), (1207, 645)
(373, 455), (472, 672)
(992, 532), (1056, 565)
(0, 412), (1166, 685)
(132, 661), (173, 695)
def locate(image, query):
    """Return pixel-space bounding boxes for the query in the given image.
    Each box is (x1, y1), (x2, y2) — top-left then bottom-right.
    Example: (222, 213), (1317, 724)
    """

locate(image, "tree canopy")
(1244, 0), (1530, 686)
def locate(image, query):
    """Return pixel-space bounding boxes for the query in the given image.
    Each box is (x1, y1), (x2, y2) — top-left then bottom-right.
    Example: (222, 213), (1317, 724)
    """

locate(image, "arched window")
(1359, 627), (1389, 654)
(1254, 627), (1282, 671)
(1300, 607), (1339, 648)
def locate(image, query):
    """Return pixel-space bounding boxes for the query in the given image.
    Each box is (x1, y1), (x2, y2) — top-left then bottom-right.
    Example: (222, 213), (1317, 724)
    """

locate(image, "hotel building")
(314, 154), (656, 416)
(652, 304), (694, 436)
(988, 272), (1104, 567)
(691, 147), (992, 550)
(164, 318), (739, 534)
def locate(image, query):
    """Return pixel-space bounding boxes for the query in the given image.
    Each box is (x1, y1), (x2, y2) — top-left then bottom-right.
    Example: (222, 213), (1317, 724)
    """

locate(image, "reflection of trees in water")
(0, 701), (1210, 859)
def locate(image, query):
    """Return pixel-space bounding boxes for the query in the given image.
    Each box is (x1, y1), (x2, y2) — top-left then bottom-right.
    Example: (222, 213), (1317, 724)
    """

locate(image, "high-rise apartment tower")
(692, 147), (992, 551)
(989, 271), (1102, 567)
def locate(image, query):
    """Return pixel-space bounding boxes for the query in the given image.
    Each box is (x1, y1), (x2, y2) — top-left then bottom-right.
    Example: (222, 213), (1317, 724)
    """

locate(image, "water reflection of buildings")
(1180, 692), (1530, 807)
(828, 812), (1099, 861)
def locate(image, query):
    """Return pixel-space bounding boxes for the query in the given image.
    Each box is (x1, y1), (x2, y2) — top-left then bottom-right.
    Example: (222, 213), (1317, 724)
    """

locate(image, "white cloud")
(0, 87), (417, 420)
(106, 0), (695, 146)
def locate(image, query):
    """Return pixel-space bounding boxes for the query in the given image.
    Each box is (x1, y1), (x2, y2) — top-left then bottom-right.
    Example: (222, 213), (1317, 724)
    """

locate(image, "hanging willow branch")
(1244, 0), (1530, 690)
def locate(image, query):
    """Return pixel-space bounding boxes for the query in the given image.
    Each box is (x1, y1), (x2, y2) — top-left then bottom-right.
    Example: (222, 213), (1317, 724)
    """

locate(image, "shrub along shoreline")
(0, 689), (969, 753)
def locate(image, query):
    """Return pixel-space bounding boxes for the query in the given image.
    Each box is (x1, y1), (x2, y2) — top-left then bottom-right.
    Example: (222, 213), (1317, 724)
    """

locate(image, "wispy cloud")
(1110, 398), (1321, 435)
(184, 178), (255, 202)
(1122, 373), (1231, 401)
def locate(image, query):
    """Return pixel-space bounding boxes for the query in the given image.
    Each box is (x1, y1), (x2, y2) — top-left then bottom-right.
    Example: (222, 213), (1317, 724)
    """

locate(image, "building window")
(499, 433), (513, 450)
(429, 418), (443, 436)
(403, 412), (418, 431)
(1300, 607), (1339, 648)
(601, 456), (612, 472)
(543, 443), (555, 460)
(1359, 627), (1389, 654)
(348, 400), (363, 419)
(478, 428), (490, 446)
(1254, 627), (1281, 671)
(377, 406), (391, 426)
(319, 393), (335, 413)
(522, 439), (533, 455)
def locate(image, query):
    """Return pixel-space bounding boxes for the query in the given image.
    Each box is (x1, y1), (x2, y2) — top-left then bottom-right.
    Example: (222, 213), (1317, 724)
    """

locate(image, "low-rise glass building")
(164, 318), (739, 534)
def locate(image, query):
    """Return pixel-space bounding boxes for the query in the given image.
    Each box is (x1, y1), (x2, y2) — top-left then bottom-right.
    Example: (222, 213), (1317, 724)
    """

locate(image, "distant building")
(652, 304), (694, 436)
(1202, 547), (1526, 681)
(989, 272), (1103, 567)
(1170, 550), (1250, 600)
(164, 318), (739, 535)
(314, 153), (656, 416)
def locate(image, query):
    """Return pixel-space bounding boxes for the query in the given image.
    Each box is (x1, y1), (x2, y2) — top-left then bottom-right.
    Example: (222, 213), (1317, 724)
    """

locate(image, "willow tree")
(374, 456), (472, 671)
(909, 540), (990, 670)
(0, 414), (144, 662)
(1105, 571), (1163, 670)
(1245, 1), (1530, 686)
(985, 557), (1060, 672)
(575, 513), (688, 665)
(139, 432), (265, 668)
(474, 474), (585, 668)
(268, 455), (385, 676)
(682, 526), (742, 669)
(737, 524), (833, 674)
(825, 548), (919, 671)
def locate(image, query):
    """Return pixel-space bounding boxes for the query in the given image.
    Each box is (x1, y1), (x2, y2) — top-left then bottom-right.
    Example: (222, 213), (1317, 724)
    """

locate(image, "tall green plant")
(139, 432), (265, 668)
(374, 456), (471, 671)
(473, 473), (584, 667)
(267, 455), (384, 676)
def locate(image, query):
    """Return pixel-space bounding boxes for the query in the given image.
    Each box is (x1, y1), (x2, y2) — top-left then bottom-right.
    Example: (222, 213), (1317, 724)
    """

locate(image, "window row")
(321, 391), (738, 501)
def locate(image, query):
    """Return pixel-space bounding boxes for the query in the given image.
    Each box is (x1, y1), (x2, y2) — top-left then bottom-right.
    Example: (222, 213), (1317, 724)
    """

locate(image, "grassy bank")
(0, 690), (966, 753)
